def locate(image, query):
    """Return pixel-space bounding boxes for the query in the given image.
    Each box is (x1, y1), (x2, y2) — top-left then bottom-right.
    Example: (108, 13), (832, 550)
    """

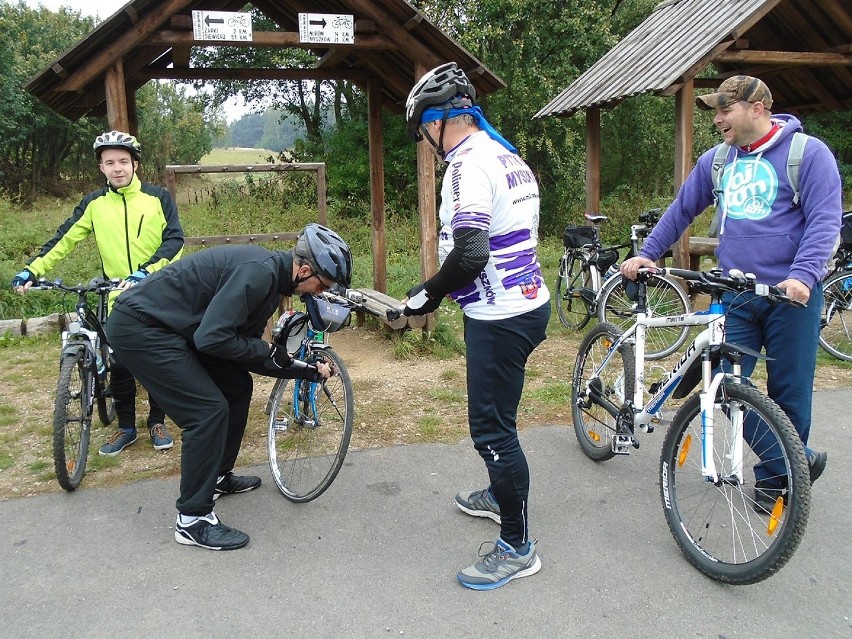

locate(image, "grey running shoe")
(807, 450), (827, 484)
(213, 472), (261, 500)
(457, 539), (541, 590)
(454, 487), (501, 523)
(98, 429), (137, 456)
(174, 512), (248, 550)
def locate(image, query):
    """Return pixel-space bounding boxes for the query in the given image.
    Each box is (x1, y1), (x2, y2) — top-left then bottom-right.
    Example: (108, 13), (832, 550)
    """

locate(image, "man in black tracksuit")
(106, 224), (353, 550)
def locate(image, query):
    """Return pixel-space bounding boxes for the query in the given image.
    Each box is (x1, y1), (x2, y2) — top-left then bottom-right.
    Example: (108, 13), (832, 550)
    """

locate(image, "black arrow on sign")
(205, 16), (224, 25)
(309, 18), (327, 27)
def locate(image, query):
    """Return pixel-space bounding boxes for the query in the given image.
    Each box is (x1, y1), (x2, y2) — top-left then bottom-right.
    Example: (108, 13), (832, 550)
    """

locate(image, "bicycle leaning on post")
(555, 210), (691, 359)
(32, 278), (119, 491)
(265, 288), (401, 503)
(818, 210), (852, 362)
(571, 266), (810, 584)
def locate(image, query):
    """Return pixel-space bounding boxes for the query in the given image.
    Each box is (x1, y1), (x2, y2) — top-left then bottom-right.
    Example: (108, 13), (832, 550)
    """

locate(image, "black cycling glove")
(403, 283), (441, 316)
(11, 268), (35, 288)
(264, 344), (293, 371)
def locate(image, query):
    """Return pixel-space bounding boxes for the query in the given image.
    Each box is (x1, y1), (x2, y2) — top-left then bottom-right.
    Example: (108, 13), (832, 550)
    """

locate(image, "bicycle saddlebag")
(303, 294), (351, 333)
(595, 248), (619, 273)
(840, 211), (852, 249)
(562, 225), (595, 249)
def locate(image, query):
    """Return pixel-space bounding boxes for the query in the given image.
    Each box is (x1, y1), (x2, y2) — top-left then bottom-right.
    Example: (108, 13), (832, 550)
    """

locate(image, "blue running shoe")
(457, 539), (541, 590)
(98, 429), (137, 456)
(148, 423), (174, 451)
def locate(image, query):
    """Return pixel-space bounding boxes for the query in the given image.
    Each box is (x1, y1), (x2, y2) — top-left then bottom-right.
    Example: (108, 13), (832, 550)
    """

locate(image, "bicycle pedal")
(611, 435), (637, 455)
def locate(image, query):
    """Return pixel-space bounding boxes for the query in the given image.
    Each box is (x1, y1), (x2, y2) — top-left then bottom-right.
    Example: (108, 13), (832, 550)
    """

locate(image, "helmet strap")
(419, 112), (451, 160)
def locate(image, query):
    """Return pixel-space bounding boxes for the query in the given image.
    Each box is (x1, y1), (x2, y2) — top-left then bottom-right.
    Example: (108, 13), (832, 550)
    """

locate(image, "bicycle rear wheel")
(53, 346), (93, 491)
(267, 348), (354, 502)
(660, 381), (810, 584)
(555, 253), (594, 330)
(818, 269), (852, 362)
(571, 323), (635, 461)
(597, 273), (690, 359)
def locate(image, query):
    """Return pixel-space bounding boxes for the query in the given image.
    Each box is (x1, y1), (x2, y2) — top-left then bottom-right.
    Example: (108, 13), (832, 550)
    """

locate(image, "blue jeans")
(463, 302), (550, 548)
(722, 282), (822, 484)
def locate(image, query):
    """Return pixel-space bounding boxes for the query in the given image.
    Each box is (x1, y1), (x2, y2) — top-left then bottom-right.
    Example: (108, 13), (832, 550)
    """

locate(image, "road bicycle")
(555, 209), (691, 359)
(571, 266), (810, 584)
(32, 278), (118, 491)
(818, 210), (852, 362)
(265, 289), (400, 502)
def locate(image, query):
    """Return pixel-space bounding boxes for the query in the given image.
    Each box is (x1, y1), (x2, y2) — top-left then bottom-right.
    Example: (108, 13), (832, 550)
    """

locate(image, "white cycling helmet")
(93, 131), (141, 161)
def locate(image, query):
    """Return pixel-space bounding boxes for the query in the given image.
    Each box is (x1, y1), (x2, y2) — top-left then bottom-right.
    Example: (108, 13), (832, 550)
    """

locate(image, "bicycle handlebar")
(30, 278), (120, 295)
(320, 290), (404, 322)
(638, 267), (804, 307)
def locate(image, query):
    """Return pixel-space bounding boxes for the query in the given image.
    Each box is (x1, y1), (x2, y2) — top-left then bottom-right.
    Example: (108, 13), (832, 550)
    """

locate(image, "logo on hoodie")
(721, 158), (778, 222)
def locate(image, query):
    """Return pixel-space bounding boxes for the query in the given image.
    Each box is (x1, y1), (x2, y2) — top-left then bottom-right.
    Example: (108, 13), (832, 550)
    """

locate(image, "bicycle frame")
(589, 298), (754, 484)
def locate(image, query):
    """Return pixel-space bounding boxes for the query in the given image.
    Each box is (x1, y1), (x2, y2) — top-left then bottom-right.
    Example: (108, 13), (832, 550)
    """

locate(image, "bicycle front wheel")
(819, 269), (852, 362)
(53, 346), (93, 491)
(660, 381), (810, 584)
(96, 344), (116, 426)
(267, 348), (354, 502)
(571, 323), (635, 461)
(555, 253), (594, 330)
(597, 273), (690, 359)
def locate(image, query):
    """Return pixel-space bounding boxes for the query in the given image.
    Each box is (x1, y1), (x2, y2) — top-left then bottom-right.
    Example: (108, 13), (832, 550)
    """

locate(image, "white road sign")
(192, 10), (253, 42)
(298, 13), (354, 44)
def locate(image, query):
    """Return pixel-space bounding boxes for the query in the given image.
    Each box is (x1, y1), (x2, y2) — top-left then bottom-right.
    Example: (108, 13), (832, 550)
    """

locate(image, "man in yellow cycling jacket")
(12, 131), (184, 455)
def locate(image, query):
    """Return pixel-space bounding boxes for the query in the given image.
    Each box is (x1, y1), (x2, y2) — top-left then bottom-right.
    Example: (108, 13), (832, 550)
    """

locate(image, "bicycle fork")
(699, 356), (744, 486)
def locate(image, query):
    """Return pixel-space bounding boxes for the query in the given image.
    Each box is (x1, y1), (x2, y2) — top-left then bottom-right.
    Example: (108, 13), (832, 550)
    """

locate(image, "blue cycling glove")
(126, 269), (148, 284)
(11, 269), (34, 288)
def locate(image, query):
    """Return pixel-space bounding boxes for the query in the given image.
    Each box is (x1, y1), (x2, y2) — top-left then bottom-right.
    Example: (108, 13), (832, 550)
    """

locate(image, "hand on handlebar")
(776, 278), (810, 305)
(620, 256), (657, 280)
(11, 269), (35, 294)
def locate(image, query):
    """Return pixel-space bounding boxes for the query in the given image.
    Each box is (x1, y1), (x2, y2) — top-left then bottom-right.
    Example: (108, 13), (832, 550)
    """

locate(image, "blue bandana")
(420, 105), (517, 154)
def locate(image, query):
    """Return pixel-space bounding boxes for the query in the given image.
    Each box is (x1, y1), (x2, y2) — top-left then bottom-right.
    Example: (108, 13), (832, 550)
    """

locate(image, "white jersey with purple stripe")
(437, 131), (549, 320)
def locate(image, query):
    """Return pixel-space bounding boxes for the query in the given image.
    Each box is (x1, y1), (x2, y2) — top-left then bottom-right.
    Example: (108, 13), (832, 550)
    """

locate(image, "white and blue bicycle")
(571, 266), (810, 584)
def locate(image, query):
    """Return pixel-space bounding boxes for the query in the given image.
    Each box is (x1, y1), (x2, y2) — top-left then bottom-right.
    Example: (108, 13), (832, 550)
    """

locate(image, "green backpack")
(708, 131), (808, 237)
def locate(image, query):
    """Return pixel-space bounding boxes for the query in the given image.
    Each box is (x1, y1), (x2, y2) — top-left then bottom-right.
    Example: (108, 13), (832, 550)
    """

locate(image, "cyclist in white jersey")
(403, 62), (550, 590)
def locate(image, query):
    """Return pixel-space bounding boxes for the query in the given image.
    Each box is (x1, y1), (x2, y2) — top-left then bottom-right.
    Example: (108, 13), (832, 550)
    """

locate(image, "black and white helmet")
(294, 223), (353, 289)
(405, 62), (476, 141)
(93, 131), (141, 161)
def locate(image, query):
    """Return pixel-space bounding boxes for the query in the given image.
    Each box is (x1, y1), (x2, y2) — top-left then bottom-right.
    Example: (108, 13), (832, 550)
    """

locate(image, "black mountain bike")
(819, 210), (852, 362)
(33, 278), (118, 491)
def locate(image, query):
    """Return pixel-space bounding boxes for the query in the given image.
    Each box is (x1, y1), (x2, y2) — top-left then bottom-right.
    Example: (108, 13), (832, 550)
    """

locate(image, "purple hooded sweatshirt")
(641, 114), (842, 288)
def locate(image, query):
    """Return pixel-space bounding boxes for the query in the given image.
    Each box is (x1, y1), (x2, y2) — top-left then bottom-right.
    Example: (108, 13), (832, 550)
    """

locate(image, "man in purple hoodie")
(622, 75), (842, 513)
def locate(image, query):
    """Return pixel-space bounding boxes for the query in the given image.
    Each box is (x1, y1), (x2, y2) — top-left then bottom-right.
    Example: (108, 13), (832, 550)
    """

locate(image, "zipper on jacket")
(137, 215), (144, 238)
(122, 193), (133, 274)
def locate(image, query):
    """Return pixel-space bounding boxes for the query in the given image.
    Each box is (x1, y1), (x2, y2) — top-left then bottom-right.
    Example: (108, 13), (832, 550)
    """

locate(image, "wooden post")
(367, 76), (387, 292)
(585, 107), (601, 215)
(316, 163), (328, 226)
(672, 79), (694, 268)
(165, 168), (177, 203)
(104, 61), (130, 132)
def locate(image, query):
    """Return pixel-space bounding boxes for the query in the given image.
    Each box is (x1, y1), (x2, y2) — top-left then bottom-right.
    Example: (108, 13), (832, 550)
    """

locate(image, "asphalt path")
(1, 390), (850, 638)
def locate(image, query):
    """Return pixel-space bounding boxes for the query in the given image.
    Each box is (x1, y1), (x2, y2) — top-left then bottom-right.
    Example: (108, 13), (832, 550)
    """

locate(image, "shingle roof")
(535, 0), (851, 118)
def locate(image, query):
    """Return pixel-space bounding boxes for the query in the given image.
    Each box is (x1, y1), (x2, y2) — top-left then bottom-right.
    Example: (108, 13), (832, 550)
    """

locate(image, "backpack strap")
(708, 143), (731, 238)
(786, 131), (808, 207)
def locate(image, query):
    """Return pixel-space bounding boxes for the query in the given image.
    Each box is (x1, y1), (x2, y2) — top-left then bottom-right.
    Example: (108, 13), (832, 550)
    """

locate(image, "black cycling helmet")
(293, 223), (353, 289)
(93, 130), (142, 161)
(405, 62), (476, 141)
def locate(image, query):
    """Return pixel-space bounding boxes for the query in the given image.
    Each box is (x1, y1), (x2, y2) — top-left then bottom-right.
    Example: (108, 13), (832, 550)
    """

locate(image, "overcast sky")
(22, 0), (250, 122)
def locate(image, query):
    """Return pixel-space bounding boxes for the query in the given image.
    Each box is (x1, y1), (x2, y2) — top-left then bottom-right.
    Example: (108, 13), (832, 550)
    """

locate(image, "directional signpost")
(298, 13), (355, 44)
(192, 10), (253, 42)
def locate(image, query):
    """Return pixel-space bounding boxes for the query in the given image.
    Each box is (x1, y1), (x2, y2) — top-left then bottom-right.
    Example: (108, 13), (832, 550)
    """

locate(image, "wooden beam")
(145, 29), (395, 50)
(340, 0), (443, 70)
(585, 107), (601, 214)
(714, 50), (851, 66)
(413, 63), (437, 287)
(132, 67), (371, 82)
(104, 61), (129, 132)
(367, 77), (387, 293)
(672, 81), (694, 269)
(58, 0), (194, 93)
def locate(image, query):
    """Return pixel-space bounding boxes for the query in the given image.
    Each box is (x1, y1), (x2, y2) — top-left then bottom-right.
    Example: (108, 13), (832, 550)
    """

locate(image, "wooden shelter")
(535, 0), (851, 268)
(24, 0), (505, 292)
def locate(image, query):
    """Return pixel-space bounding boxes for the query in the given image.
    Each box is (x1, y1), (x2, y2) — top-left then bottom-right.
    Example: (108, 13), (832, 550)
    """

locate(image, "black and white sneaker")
(174, 513), (249, 550)
(213, 472), (261, 500)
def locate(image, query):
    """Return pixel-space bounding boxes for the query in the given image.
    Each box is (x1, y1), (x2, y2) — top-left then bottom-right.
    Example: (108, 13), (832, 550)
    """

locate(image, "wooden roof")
(25, 0), (505, 121)
(535, 0), (852, 118)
